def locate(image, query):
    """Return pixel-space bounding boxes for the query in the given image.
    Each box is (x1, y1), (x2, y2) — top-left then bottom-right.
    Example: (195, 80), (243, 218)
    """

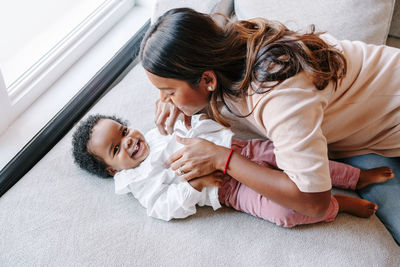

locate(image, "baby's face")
(87, 119), (149, 176)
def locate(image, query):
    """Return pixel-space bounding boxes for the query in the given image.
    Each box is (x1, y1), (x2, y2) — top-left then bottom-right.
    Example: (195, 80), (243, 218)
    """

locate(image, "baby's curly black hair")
(71, 114), (127, 178)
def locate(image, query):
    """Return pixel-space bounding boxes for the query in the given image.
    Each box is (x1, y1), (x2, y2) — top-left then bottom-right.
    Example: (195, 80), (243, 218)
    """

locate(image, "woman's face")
(145, 70), (211, 116)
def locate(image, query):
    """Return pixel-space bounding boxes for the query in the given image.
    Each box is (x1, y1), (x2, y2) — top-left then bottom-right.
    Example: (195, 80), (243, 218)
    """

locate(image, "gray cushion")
(234, 0), (395, 45)
(389, 0), (400, 38)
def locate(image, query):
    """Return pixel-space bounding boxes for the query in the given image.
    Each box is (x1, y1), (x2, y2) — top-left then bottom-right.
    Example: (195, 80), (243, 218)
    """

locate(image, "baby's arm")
(146, 181), (200, 221)
(146, 173), (221, 221)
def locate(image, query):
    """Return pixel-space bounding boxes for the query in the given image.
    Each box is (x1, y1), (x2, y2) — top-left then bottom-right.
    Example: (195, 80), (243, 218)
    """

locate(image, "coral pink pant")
(218, 139), (360, 227)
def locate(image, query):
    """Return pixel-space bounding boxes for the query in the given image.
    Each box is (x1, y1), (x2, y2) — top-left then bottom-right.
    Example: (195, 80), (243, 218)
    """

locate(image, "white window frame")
(0, 70), (11, 134)
(0, 0), (135, 135)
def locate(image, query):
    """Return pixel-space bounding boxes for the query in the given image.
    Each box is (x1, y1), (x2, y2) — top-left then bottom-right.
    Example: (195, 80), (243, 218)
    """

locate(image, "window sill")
(0, 5), (150, 170)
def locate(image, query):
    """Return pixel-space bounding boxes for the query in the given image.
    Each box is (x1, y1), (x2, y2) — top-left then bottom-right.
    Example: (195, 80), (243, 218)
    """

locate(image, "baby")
(71, 114), (394, 226)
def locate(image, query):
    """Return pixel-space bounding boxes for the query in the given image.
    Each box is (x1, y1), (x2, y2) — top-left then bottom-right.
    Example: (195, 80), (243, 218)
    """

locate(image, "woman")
(139, 8), (400, 243)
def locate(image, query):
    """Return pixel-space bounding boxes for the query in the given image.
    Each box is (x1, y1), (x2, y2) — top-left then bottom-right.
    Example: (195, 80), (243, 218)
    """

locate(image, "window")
(0, 0), (135, 135)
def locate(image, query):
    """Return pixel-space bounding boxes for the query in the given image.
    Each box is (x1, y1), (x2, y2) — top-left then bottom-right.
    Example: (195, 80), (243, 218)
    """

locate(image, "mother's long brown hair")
(140, 8), (346, 126)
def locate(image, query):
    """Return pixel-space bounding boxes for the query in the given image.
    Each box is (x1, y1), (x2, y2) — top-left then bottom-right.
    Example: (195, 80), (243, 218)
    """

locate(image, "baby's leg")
(219, 176), (339, 227)
(237, 139), (393, 191)
(329, 161), (394, 190)
(234, 139), (278, 168)
(334, 194), (377, 218)
(238, 140), (392, 190)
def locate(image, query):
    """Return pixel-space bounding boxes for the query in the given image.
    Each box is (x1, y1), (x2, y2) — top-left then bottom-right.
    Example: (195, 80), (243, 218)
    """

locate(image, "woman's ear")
(106, 167), (118, 177)
(202, 70), (217, 91)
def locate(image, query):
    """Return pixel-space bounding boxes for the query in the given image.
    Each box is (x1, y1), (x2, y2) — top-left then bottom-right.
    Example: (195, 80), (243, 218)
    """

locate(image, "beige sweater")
(229, 34), (400, 193)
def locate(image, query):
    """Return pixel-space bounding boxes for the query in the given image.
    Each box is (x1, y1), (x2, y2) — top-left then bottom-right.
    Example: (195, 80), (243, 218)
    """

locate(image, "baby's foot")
(357, 167), (394, 190)
(334, 194), (378, 218)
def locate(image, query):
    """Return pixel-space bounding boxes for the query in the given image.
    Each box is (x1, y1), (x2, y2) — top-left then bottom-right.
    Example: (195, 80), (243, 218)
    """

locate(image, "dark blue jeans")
(337, 154), (400, 245)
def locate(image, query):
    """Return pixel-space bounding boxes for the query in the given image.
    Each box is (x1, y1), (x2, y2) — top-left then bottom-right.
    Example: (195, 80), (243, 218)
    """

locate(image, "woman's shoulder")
(251, 72), (331, 102)
(255, 84), (327, 113)
(227, 75), (331, 123)
(243, 77), (329, 130)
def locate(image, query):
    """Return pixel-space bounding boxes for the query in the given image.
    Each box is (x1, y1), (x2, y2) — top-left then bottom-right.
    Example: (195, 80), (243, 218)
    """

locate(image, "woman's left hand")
(165, 136), (229, 181)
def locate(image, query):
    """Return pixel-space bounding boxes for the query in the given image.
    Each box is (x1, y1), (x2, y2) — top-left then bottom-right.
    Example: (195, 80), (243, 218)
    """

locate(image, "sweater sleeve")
(255, 87), (332, 192)
(144, 180), (204, 221)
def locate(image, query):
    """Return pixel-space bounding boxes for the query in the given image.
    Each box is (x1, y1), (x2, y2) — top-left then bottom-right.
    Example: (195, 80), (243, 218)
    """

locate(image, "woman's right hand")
(154, 99), (192, 135)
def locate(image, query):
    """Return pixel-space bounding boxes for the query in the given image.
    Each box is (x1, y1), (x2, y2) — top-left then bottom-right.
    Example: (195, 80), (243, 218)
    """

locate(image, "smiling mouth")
(131, 140), (141, 158)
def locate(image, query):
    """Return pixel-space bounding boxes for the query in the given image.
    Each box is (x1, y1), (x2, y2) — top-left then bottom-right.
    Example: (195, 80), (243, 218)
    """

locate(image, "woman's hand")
(166, 136), (229, 181)
(169, 135), (331, 217)
(155, 99), (192, 135)
(188, 171), (224, 192)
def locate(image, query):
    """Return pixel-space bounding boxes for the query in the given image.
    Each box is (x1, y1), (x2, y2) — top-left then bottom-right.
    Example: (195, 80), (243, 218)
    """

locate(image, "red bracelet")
(224, 148), (234, 174)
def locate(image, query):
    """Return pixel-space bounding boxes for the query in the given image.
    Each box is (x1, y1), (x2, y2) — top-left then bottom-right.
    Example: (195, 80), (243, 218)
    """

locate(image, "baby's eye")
(113, 145), (119, 156)
(122, 128), (128, 136)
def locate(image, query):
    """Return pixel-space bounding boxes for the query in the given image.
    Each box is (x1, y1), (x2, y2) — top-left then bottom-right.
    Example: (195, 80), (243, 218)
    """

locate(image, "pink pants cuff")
(328, 160), (360, 190)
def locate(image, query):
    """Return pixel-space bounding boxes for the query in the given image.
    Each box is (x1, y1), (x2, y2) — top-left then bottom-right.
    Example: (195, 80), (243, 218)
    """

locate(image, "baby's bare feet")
(335, 194), (378, 218)
(357, 166), (394, 190)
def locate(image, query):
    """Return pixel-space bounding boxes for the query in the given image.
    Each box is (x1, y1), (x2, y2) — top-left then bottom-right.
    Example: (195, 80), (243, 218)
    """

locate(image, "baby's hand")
(188, 171), (224, 192)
